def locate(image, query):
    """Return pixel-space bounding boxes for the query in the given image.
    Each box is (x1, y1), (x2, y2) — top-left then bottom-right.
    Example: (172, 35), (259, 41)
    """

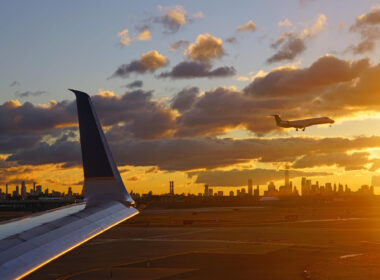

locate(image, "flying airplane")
(0, 90), (139, 280)
(272, 114), (334, 131)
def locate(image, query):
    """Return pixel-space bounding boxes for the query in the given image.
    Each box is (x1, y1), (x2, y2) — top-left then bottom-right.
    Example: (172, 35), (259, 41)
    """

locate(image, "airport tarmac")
(24, 205), (380, 280)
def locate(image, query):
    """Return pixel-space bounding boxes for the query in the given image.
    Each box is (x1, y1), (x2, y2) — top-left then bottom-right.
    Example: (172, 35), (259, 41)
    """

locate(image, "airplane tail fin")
(70, 89), (134, 206)
(272, 114), (282, 125)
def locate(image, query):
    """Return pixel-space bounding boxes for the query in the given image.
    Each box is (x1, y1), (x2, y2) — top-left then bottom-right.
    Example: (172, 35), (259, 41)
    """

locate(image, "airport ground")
(7, 202), (380, 280)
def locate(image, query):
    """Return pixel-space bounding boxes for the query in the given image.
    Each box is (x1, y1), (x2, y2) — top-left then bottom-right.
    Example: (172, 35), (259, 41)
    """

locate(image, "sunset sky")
(2, 0), (380, 195)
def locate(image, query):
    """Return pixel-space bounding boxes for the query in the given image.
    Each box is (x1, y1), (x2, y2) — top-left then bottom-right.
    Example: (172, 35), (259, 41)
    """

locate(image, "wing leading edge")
(0, 90), (138, 279)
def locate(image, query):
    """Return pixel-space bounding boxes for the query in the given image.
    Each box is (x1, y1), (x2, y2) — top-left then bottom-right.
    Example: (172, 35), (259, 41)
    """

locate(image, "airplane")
(271, 114), (334, 131)
(0, 90), (139, 280)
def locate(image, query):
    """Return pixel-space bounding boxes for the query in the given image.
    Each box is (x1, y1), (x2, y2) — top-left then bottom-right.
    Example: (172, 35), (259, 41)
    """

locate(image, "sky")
(2, 0), (380, 195)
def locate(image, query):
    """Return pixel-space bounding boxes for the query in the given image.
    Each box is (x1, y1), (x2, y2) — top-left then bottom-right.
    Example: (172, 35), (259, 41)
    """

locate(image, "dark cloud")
(0, 89), (176, 144)
(0, 134), (41, 154)
(225, 37), (238, 44)
(171, 87), (200, 112)
(9, 81), (20, 87)
(170, 40), (189, 51)
(267, 34), (306, 63)
(246, 55), (370, 98)
(111, 50), (167, 78)
(267, 14), (326, 63)
(190, 168), (330, 187)
(7, 141), (81, 166)
(124, 80), (143, 89)
(348, 6), (380, 54)
(15, 90), (47, 98)
(154, 5), (187, 33)
(158, 61), (236, 79)
(107, 136), (380, 171)
(292, 152), (374, 171)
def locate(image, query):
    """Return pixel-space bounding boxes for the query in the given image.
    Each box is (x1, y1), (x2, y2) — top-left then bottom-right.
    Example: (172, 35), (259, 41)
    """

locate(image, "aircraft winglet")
(70, 89), (134, 206)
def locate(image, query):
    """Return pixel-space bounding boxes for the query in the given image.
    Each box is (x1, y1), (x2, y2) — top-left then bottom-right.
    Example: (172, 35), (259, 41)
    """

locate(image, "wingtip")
(68, 89), (90, 98)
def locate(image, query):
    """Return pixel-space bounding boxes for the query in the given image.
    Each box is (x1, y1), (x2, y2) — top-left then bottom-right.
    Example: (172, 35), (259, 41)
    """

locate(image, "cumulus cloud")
(154, 5), (203, 33)
(348, 5), (380, 54)
(117, 29), (131, 46)
(171, 87), (200, 112)
(155, 5), (187, 33)
(267, 34), (307, 63)
(278, 19), (292, 27)
(111, 50), (167, 78)
(237, 20), (257, 32)
(169, 40), (189, 51)
(124, 80), (143, 89)
(185, 33), (224, 62)
(158, 61), (236, 79)
(267, 14), (327, 63)
(190, 168), (330, 187)
(0, 89), (176, 144)
(137, 29), (151, 41)
(246, 55), (369, 98)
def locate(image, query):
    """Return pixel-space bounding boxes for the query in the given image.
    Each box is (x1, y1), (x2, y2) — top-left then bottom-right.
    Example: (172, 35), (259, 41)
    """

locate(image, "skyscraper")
(204, 184), (209, 196)
(169, 181), (174, 195)
(285, 166), (290, 190)
(248, 179), (253, 195)
(21, 181), (27, 198)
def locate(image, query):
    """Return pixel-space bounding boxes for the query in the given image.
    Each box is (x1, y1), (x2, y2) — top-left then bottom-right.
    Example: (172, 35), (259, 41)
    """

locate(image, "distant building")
(248, 179), (253, 196)
(204, 185), (209, 197)
(169, 181), (174, 196)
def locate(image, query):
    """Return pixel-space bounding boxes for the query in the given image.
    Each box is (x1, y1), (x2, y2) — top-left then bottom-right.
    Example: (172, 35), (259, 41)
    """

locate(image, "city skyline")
(2, 1), (380, 195)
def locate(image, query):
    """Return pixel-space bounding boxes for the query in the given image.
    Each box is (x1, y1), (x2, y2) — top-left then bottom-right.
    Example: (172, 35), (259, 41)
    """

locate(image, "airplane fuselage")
(273, 115), (334, 131)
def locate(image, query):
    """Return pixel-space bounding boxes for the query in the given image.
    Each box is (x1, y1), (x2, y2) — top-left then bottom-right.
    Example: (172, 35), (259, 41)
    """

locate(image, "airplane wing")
(0, 90), (139, 280)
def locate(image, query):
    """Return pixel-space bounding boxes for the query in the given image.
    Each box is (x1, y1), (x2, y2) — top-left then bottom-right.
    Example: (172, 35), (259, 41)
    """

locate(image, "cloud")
(302, 14), (327, 38)
(158, 61), (236, 79)
(111, 50), (167, 78)
(246, 55), (369, 98)
(15, 90), (47, 98)
(190, 168), (331, 187)
(9, 81), (20, 87)
(169, 40), (189, 51)
(7, 140), (81, 166)
(124, 80), (143, 89)
(145, 166), (159, 173)
(292, 152), (373, 171)
(236, 20), (257, 32)
(225, 37), (238, 44)
(191, 11), (204, 20)
(185, 33), (224, 62)
(171, 87), (200, 112)
(127, 176), (138, 181)
(278, 19), (292, 27)
(154, 5), (203, 33)
(267, 34), (307, 63)
(347, 5), (380, 54)
(117, 29), (131, 46)
(267, 14), (327, 63)
(137, 29), (151, 41)
(155, 5), (187, 33)
(0, 89), (176, 144)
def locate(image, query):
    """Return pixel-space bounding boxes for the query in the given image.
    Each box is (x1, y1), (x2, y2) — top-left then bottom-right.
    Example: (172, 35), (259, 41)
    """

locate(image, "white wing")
(0, 90), (139, 279)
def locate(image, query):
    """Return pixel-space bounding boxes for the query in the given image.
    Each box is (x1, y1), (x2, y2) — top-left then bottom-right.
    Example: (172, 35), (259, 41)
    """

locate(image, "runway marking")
(339, 253), (363, 259)
(147, 228), (213, 239)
